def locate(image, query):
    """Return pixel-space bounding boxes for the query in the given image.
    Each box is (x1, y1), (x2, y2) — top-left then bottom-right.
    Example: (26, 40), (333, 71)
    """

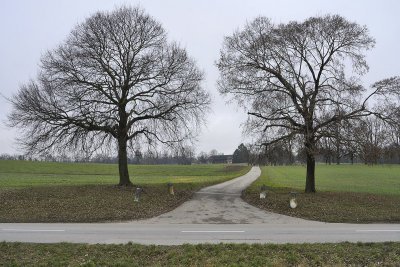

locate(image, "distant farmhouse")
(208, 155), (233, 164)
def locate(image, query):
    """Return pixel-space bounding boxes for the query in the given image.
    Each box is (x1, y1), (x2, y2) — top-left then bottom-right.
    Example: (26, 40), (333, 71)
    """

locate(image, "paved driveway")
(141, 166), (318, 224)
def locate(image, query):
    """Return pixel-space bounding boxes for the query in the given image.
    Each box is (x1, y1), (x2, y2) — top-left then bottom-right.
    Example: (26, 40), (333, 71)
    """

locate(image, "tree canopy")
(9, 6), (210, 185)
(217, 14), (400, 192)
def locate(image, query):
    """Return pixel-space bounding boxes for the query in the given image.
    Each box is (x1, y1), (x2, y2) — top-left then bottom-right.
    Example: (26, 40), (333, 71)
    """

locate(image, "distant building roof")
(208, 155), (233, 164)
(209, 155), (232, 160)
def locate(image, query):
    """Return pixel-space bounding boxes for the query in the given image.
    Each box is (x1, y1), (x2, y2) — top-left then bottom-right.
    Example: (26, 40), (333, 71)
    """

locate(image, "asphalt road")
(1, 166), (399, 245)
(1, 223), (400, 245)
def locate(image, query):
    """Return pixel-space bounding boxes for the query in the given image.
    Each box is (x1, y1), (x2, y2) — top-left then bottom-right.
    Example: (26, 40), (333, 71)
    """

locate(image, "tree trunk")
(118, 137), (132, 186)
(117, 102), (132, 186)
(305, 142), (316, 193)
(335, 124), (340, 165)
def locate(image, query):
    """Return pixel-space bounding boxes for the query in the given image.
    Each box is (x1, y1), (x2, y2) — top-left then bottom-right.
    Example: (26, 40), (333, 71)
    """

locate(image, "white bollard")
(290, 192), (297, 209)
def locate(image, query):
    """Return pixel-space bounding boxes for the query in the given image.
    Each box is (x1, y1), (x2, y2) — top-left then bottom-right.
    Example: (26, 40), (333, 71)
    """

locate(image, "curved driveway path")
(142, 166), (316, 224)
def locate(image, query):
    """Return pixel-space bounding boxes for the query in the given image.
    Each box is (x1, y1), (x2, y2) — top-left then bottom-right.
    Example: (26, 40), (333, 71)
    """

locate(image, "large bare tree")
(8, 6), (210, 186)
(217, 14), (400, 193)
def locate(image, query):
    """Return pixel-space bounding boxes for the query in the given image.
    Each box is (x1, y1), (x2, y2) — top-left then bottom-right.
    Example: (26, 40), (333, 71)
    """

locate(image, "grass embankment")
(0, 160), (250, 223)
(2, 242), (400, 266)
(243, 164), (400, 223)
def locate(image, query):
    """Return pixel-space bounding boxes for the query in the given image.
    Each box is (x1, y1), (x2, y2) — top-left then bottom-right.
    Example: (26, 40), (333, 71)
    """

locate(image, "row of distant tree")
(0, 145), (243, 165)
(2, 125), (400, 166)
(0, 146), (196, 165)
(316, 116), (400, 165)
(250, 116), (400, 166)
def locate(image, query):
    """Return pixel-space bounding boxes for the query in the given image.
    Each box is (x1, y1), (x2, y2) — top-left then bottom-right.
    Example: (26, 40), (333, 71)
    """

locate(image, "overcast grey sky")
(0, 0), (399, 156)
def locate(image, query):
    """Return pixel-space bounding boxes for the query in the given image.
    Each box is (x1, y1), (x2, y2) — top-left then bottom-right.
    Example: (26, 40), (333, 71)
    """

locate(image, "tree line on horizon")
(2, 132), (399, 166)
(0, 145), (245, 165)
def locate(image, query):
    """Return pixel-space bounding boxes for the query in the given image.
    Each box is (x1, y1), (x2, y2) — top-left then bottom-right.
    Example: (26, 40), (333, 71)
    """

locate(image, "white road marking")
(181, 230), (245, 233)
(356, 230), (400, 232)
(1, 229), (65, 232)
(196, 192), (241, 196)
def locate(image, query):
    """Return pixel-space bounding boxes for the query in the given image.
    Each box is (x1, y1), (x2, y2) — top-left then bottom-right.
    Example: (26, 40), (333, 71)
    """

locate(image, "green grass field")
(0, 160), (250, 223)
(0, 160), (249, 187)
(257, 164), (400, 195)
(243, 164), (400, 223)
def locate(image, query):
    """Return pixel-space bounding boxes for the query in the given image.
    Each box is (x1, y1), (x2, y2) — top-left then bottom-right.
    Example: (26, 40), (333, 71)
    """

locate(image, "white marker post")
(134, 187), (141, 202)
(168, 182), (174, 195)
(260, 184), (267, 199)
(290, 192), (297, 209)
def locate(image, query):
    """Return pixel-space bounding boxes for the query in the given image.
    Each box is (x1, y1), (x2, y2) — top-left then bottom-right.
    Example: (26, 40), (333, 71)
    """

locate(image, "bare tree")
(217, 14), (400, 193)
(319, 119), (355, 165)
(354, 117), (390, 165)
(209, 149), (219, 156)
(318, 136), (334, 164)
(8, 6), (210, 186)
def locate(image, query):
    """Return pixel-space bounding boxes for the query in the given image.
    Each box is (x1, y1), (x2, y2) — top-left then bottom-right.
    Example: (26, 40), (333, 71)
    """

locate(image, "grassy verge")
(0, 161), (250, 222)
(0, 184), (199, 223)
(242, 165), (400, 223)
(1, 242), (400, 266)
(243, 185), (400, 223)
